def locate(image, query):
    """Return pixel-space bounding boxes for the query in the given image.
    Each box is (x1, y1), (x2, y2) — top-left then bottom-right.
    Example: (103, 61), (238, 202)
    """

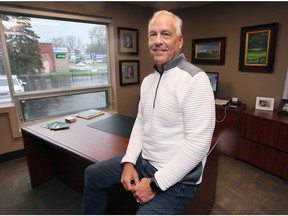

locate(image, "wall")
(0, 104), (23, 154)
(178, 2), (288, 109)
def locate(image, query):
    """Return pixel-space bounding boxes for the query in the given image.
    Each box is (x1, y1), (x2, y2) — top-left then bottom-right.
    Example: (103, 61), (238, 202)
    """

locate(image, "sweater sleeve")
(154, 72), (215, 191)
(121, 102), (143, 165)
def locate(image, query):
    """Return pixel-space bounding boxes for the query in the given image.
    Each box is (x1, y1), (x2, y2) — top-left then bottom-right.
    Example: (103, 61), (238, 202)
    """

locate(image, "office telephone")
(229, 97), (240, 108)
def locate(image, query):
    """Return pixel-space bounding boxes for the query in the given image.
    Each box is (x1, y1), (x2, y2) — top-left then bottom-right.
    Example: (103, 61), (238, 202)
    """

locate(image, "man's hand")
(121, 164), (158, 204)
(121, 163), (140, 191)
(132, 178), (157, 204)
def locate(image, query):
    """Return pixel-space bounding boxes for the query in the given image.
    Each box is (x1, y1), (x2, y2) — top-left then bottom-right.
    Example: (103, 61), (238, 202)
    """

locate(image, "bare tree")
(86, 25), (107, 56)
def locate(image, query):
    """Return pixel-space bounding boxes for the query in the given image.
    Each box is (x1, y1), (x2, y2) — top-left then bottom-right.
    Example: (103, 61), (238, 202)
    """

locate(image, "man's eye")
(149, 34), (156, 40)
(163, 33), (171, 38)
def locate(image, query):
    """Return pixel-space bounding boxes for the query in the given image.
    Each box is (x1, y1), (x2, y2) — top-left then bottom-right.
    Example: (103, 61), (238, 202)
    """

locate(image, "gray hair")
(148, 10), (183, 36)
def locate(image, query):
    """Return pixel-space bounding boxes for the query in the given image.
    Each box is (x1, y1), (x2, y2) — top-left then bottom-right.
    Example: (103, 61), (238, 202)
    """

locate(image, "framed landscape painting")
(239, 23), (278, 73)
(191, 37), (226, 65)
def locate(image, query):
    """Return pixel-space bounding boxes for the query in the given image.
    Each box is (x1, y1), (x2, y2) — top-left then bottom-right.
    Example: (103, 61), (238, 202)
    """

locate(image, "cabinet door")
(240, 114), (260, 141)
(258, 118), (280, 148)
(238, 138), (288, 181)
(240, 114), (282, 150)
(276, 123), (288, 152)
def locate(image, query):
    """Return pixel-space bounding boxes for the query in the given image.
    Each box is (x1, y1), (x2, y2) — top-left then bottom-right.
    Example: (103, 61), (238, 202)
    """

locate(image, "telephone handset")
(229, 97), (240, 108)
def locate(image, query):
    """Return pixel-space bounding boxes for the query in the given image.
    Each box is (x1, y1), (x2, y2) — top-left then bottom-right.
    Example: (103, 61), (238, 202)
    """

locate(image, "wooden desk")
(22, 113), (219, 214)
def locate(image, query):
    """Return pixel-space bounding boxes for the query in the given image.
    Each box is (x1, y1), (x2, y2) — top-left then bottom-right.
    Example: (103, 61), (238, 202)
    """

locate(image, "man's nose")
(155, 34), (163, 44)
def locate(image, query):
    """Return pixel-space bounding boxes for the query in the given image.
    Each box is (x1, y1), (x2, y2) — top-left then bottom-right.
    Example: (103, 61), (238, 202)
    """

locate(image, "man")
(124, 34), (133, 48)
(83, 10), (215, 214)
(125, 66), (134, 79)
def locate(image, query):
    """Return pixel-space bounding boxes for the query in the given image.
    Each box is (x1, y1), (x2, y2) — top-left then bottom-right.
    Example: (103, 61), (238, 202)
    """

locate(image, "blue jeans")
(83, 154), (199, 214)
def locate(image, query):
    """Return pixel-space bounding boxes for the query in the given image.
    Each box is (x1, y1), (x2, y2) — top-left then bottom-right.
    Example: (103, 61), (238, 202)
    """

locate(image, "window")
(21, 91), (108, 121)
(0, 7), (113, 121)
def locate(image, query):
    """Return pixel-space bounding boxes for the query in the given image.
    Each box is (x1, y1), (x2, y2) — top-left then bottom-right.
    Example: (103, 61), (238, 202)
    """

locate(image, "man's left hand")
(132, 177), (157, 204)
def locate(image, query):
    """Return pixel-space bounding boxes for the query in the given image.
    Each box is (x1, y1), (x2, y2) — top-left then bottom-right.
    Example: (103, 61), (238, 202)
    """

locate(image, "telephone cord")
(216, 103), (230, 123)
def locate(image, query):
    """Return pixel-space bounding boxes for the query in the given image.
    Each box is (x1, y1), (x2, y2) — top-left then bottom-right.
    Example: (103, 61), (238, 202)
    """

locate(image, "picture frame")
(278, 99), (288, 115)
(191, 37), (226, 65)
(239, 23), (278, 73)
(117, 27), (139, 55)
(119, 60), (140, 86)
(255, 97), (275, 111)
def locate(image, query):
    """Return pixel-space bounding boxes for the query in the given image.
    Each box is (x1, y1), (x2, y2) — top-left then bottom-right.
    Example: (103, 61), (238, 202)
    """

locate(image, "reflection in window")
(21, 91), (108, 121)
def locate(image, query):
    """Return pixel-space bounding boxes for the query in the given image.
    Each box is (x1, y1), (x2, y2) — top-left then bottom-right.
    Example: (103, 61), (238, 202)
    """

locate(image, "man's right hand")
(121, 163), (140, 191)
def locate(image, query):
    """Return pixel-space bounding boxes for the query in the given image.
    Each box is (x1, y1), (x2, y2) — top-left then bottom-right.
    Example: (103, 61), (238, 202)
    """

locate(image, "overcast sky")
(31, 17), (94, 45)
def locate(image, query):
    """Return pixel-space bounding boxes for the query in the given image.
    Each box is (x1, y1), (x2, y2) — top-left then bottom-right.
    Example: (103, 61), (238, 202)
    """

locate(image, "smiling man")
(83, 10), (215, 215)
(148, 11), (183, 72)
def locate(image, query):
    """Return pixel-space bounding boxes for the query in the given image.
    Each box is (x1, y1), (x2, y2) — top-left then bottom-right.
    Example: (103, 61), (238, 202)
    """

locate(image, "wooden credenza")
(214, 104), (246, 158)
(237, 109), (288, 181)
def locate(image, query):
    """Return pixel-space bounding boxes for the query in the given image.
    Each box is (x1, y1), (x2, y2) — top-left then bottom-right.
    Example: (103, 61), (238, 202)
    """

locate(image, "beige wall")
(178, 2), (288, 109)
(0, 104), (23, 154)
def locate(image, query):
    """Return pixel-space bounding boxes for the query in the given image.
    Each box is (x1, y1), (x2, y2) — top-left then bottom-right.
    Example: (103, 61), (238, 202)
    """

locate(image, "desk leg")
(22, 130), (55, 188)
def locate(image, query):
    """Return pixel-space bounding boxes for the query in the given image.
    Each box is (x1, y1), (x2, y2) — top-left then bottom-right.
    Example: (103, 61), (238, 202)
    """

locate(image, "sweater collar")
(153, 53), (186, 73)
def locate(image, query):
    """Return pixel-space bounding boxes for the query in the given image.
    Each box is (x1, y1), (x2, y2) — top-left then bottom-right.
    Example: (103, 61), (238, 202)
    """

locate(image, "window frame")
(0, 5), (116, 123)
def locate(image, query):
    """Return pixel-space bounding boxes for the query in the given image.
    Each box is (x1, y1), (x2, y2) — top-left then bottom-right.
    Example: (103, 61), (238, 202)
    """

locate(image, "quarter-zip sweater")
(121, 53), (215, 191)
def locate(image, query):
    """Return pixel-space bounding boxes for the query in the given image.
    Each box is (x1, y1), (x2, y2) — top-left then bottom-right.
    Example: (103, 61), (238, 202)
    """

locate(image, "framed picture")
(191, 37), (226, 65)
(255, 97), (275, 111)
(278, 99), (288, 115)
(117, 27), (138, 55)
(239, 23), (278, 73)
(119, 60), (140, 86)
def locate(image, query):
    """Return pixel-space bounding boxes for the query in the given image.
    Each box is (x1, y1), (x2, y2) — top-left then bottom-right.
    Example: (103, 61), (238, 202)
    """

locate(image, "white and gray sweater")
(121, 53), (215, 191)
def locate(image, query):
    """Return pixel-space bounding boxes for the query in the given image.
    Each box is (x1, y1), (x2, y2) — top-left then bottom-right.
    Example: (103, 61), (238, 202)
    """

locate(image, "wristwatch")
(150, 176), (162, 192)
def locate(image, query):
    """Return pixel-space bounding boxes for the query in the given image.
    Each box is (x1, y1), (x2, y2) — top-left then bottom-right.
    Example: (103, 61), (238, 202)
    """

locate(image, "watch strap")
(150, 176), (161, 192)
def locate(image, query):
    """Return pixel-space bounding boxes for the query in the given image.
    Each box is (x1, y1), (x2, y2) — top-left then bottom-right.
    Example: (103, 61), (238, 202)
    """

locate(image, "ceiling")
(129, 1), (211, 11)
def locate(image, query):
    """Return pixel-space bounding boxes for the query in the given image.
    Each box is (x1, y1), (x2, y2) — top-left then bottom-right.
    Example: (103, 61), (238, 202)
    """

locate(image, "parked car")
(75, 62), (86, 67)
(0, 75), (26, 103)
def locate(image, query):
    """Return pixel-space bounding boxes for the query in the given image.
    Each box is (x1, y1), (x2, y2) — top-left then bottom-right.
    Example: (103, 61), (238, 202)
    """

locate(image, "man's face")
(148, 13), (183, 70)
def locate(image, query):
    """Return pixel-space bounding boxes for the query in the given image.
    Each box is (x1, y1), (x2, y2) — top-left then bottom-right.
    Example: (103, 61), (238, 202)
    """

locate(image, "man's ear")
(179, 34), (184, 49)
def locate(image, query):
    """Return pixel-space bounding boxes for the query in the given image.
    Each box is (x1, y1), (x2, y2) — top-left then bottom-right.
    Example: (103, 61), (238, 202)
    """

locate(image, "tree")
(50, 36), (66, 47)
(2, 15), (43, 75)
(50, 35), (84, 57)
(248, 32), (269, 51)
(85, 25), (107, 56)
(65, 35), (83, 52)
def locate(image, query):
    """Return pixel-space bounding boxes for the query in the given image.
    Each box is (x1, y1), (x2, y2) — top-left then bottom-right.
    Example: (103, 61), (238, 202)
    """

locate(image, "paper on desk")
(41, 121), (70, 130)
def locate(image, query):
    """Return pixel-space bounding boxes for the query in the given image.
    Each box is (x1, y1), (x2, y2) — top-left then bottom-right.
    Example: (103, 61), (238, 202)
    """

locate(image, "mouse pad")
(87, 115), (135, 138)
